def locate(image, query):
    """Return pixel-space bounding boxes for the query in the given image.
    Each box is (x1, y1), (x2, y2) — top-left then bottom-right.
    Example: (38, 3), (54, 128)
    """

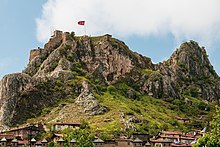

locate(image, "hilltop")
(0, 30), (219, 135)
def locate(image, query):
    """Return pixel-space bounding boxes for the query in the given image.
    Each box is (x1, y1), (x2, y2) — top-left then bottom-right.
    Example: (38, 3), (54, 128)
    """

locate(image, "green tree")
(62, 128), (94, 147)
(47, 141), (58, 147)
(196, 106), (220, 147)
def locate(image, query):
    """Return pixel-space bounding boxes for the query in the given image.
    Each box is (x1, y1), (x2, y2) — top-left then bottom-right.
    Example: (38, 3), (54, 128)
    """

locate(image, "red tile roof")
(161, 131), (183, 135)
(171, 143), (192, 146)
(160, 136), (195, 140)
(18, 140), (28, 145)
(150, 138), (173, 143)
(54, 134), (63, 137)
(5, 125), (44, 132)
(0, 134), (16, 140)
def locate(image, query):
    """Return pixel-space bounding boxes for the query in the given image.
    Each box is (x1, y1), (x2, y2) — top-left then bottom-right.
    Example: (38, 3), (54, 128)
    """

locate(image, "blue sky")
(0, 0), (46, 78)
(0, 0), (220, 79)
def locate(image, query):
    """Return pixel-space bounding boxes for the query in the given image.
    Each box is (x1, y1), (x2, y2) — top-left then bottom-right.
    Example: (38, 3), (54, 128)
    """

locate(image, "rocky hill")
(0, 30), (219, 133)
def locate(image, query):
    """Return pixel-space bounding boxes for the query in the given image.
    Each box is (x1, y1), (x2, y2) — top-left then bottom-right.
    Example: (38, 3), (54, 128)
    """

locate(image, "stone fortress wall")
(29, 30), (70, 61)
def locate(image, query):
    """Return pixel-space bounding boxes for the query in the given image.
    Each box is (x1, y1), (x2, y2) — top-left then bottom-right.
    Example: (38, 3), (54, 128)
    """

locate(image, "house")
(17, 140), (28, 147)
(150, 130), (201, 147)
(57, 137), (65, 147)
(0, 134), (22, 146)
(3, 124), (45, 139)
(160, 131), (183, 137)
(70, 138), (76, 147)
(0, 134), (17, 141)
(103, 140), (117, 147)
(132, 138), (143, 147)
(0, 135), (26, 147)
(150, 138), (173, 147)
(116, 136), (132, 147)
(11, 138), (18, 147)
(131, 133), (152, 144)
(93, 138), (105, 147)
(51, 122), (81, 132)
(30, 138), (37, 147)
(51, 133), (63, 143)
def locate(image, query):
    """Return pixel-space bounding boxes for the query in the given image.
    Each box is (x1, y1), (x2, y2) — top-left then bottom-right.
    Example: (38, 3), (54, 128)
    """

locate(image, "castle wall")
(29, 30), (71, 62)
(29, 48), (44, 61)
(62, 32), (70, 43)
(44, 30), (63, 52)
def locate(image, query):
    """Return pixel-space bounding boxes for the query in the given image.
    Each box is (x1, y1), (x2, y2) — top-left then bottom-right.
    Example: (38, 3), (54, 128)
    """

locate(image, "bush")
(41, 107), (51, 115)
(99, 133), (113, 141)
(47, 141), (57, 147)
(70, 32), (75, 40)
(107, 85), (117, 94)
(60, 45), (72, 56)
(184, 86), (199, 97)
(50, 61), (58, 71)
(80, 120), (90, 129)
(189, 86), (199, 97)
(67, 55), (74, 62)
(197, 102), (208, 111)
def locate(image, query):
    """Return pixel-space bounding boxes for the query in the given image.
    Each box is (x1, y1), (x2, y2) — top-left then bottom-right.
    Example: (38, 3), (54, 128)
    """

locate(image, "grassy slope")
(91, 91), (215, 135)
(26, 84), (215, 137)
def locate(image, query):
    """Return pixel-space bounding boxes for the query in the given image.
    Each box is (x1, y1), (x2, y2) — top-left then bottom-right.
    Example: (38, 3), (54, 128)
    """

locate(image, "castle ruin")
(29, 30), (70, 61)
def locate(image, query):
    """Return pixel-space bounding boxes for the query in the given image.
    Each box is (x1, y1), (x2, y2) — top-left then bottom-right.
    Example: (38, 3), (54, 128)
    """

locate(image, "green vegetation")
(47, 141), (57, 147)
(184, 86), (199, 98)
(59, 122), (94, 147)
(70, 31), (75, 41)
(63, 129), (94, 147)
(71, 62), (86, 76)
(67, 54), (74, 62)
(142, 69), (158, 76)
(94, 91), (174, 135)
(90, 36), (105, 42)
(196, 107), (220, 146)
(60, 44), (72, 56)
(177, 62), (189, 72)
(91, 84), (213, 135)
(50, 61), (58, 71)
(41, 107), (52, 115)
(208, 66), (216, 75)
(141, 69), (163, 82)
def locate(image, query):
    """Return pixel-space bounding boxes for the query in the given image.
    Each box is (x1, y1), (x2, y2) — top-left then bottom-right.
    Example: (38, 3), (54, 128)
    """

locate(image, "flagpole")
(84, 24), (86, 35)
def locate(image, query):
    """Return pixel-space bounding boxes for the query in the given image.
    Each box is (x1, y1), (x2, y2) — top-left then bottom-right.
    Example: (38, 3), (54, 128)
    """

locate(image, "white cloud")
(36, 0), (220, 50)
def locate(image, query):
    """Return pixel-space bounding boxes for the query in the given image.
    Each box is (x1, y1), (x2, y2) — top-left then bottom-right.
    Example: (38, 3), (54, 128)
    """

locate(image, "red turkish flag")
(78, 21), (85, 25)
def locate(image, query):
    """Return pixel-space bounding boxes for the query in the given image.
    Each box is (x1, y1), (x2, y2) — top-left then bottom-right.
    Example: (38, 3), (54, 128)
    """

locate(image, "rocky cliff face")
(0, 31), (219, 128)
(0, 73), (33, 129)
(156, 41), (220, 101)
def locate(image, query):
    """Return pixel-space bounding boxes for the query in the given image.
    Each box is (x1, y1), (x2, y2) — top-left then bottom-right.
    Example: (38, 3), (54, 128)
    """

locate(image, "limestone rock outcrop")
(157, 41), (220, 101)
(0, 73), (33, 128)
(75, 81), (107, 115)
